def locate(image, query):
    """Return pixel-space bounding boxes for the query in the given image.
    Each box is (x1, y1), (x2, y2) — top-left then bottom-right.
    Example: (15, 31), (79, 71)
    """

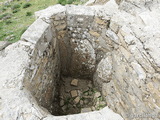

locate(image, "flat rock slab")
(81, 108), (92, 113)
(70, 90), (78, 97)
(64, 77), (91, 92)
(0, 41), (10, 51)
(71, 79), (78, 86)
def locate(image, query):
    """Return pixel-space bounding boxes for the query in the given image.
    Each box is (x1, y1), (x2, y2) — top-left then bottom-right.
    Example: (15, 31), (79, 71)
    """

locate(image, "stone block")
(71, 79), (78, 86)
(110, 21), (119, 33)
(74, 97), (80, 104)
(89, 31), (100, 37)
(66, 5), (94, 16)
(94, 92), (101, 98)
(70, 90), (78, 97)
(81, 108), (92, 113)
(0, 41), (10, 51)
(21, 19), (50, 44)
(106, 29), (119, 44)
(35, 4), (66, 19)
(95, 17), (106, 25)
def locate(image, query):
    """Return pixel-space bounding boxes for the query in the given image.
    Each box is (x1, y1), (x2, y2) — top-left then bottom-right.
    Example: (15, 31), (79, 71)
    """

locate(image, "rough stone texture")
(0, 41), (10, 51)
(59, 77), (106, 115)
(93, 1), (160, 120)
(70, 90), (78, 97)
(81, 108), (92, 113)
(21, 15), (61, 114)
(1, 0), (160, 120)
(0, 3), (123, 120)
(71, 79), (78, 86)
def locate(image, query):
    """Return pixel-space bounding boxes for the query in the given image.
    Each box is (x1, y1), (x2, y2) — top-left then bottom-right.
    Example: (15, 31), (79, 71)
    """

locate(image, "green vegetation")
(0, 0), (86, 42)
(26, 12), (32, 16)
(12, 9), (20, 13)
(0, 0), (57, 42)
(20, 27), (28, 36)
(1, 7), (7, 12)
(57, 0), (85, 5)
(5, 20), (12, 25)
(4, 4), (11, 8)
(96, 104), (106, 110)
(23, 3), (32, 8)
(11, 4), (21, 10)
(0, 13), (12, 20)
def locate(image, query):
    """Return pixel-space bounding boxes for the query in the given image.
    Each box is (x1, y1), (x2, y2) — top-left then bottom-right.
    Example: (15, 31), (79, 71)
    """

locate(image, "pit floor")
(54, 77), (106, 115)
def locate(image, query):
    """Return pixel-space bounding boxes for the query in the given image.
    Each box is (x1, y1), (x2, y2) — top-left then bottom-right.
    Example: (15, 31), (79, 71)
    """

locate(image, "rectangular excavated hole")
(51, 76), (106, 116)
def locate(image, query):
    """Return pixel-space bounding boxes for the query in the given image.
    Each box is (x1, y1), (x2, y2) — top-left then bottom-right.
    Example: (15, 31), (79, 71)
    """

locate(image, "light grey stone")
(0, 41), (10, 51)
(106, 29), (119, 44)
(21, 19), (50, 44)
(2, 2), (160, 120)
(35, 4), (66, 19)
(74, 97), (80, 104)
(81, 108), (92, 113)
(131, 62), (146, 80)
(71, 90), (78, 97)
(71, 79), (78, 86)
(94, 92), (101, 98)
(66, 5), (95, 16)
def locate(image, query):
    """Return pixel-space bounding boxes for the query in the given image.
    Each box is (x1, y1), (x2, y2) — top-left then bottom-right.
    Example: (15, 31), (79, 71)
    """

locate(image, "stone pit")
(0, 0), (160, 120)
(21, 4), (111, 116)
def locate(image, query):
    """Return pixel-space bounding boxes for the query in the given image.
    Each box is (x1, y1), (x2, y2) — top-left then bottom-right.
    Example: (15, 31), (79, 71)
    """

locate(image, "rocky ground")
(1, 0), (160, 119)
(57, 77), (106, 115)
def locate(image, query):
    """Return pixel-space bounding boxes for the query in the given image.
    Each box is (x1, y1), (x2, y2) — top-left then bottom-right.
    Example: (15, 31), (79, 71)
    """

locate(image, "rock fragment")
(94, 92), (101, 98)
(0, 41), (10, 51)
(71, 79), (78, 86)
(60, 100), (64, 106)
(81, 108), (92, 113)
(70, 90), (78, 97)
(74, 97), (80, 104)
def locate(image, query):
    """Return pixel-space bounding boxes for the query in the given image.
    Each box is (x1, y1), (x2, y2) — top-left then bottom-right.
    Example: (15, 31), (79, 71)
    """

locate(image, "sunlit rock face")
(0, 0), (160, 120)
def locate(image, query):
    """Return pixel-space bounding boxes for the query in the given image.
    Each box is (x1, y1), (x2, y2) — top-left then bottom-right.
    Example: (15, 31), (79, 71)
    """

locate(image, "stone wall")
(19, 4), (113, 115)
(21, 17), (60, 113)
(0, 3), (123, 120)
(58, 5), (111, 79)
(93, 1), (160, 119)
(1, 0), (160, 120)
(25, 3), (160, 119)
(66, 6), (96, 78)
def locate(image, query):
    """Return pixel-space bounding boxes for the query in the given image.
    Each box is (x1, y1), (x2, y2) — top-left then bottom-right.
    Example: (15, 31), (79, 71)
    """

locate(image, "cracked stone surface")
(0, 0), (160, 120)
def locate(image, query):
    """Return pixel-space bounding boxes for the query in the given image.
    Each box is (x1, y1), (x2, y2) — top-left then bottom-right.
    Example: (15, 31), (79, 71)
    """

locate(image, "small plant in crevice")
(96, 104), (106, 110)
(4, 4), (11, 8)
(57, 0), (77, 5)
(11, 4), (21, 10)
(0, 13), (12, 20)
(64, 97), (72, 105)
(1, 7), (7, 12)
(20, 27), (28, 36)
(57, 0), (66, 5)
(26, 12), (32, 16)
(23, 3), (32, 8)
(12, 9), (20, 13)
(5, 20), (12, 25)
(0, 33), (6, 41)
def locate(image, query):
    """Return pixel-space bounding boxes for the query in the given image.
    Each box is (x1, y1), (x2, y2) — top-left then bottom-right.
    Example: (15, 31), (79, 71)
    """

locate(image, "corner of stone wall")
(20, 6), (66, 113)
